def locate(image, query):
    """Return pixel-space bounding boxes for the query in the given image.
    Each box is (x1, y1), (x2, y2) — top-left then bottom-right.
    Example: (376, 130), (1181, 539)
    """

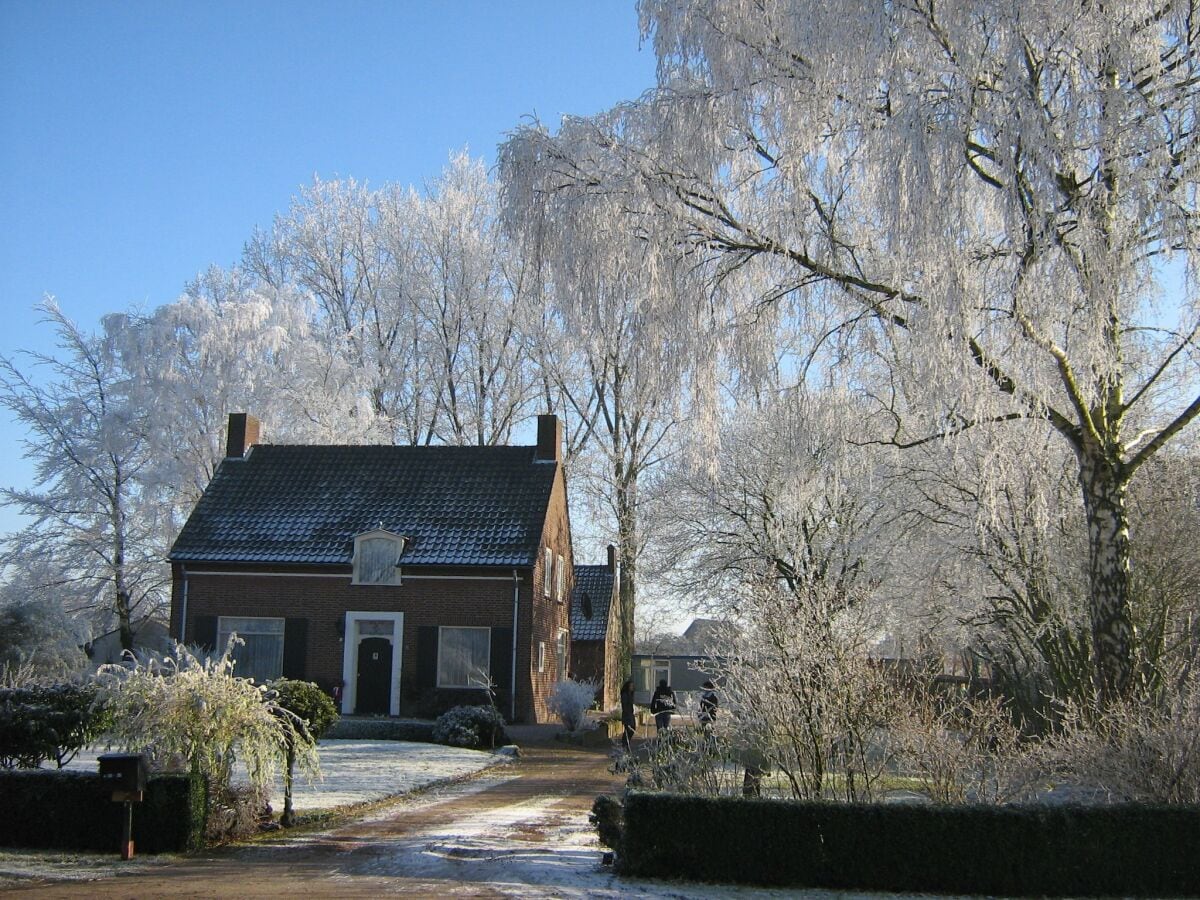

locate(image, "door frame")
(341, 611), (403, 716)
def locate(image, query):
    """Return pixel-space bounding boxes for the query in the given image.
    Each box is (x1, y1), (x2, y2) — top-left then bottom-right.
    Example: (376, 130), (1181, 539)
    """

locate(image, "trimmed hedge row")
(618, 792), (1200, 896)
(0, 769), (207, 854)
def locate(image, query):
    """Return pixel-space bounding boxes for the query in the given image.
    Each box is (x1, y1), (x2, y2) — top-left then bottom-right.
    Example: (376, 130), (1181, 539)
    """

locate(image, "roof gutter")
(510, 568), (519, 722)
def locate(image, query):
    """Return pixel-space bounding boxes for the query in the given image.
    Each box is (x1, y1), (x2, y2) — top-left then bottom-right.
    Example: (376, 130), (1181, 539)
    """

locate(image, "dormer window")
(352, 529), (406, 585)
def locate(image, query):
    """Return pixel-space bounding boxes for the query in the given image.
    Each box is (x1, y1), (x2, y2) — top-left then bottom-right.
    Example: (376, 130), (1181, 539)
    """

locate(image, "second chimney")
(226, 413), (261, 459)
(535, 414), (562, 462)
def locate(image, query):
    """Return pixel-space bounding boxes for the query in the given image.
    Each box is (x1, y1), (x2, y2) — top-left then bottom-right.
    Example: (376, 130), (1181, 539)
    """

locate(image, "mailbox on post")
(98, 753), (147, 859)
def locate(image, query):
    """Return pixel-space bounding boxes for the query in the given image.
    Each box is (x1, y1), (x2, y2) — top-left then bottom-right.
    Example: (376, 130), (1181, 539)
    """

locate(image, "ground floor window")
(437, 626), (490, 688)
(555, 629), (568, 679)
(218, 616), (284, 683)
(636, 658), (670, 693)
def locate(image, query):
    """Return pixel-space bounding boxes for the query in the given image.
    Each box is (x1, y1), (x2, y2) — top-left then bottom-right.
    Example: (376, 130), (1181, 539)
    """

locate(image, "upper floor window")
(556, 553), (565, 601)
(543, 547), (553, 597)
(352, 529), (406, 585)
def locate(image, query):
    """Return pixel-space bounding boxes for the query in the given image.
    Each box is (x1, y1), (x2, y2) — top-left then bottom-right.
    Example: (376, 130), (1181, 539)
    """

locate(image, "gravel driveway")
(0, 741), (826, 898)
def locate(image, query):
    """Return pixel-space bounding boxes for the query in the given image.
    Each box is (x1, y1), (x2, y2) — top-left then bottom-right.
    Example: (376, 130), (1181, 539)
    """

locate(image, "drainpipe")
(511, 568), (520, 722)
(178, 565), (188, 644)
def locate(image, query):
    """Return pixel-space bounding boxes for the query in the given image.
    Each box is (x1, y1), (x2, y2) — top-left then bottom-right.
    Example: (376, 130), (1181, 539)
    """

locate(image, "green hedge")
(0, 684), (110, 768)
(0, 769), (207, 854)
(618, 792), (1200, 896)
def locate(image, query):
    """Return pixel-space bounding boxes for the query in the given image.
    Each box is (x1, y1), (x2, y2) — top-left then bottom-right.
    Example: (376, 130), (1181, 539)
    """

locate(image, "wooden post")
(120, 801), (135, 860)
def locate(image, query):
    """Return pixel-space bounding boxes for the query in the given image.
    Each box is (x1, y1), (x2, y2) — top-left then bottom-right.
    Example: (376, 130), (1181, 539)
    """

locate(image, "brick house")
(568, 545), (621, 710)
(168, 413), (574, 723)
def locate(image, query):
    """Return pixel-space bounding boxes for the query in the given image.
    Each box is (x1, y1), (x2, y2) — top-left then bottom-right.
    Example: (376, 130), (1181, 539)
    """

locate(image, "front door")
(355, 637), (392, 715)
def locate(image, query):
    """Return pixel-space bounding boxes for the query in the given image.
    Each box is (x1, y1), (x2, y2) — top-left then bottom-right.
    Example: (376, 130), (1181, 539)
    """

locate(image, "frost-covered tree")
(246, 154), (540, 447)
(119, 270), (319, 520)
(244, 176), (425, 442)
(503, 170), (696, 677)
(408, 153), (540, 445)
(0, 301), (167, 652)
(0, 566), (89, 678)
(500, 0), (1200, 700)
(654, 388), (895, 620)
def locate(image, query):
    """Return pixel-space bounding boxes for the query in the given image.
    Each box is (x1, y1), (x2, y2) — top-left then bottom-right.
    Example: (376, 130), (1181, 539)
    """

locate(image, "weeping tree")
(500, 0), (1200, 701)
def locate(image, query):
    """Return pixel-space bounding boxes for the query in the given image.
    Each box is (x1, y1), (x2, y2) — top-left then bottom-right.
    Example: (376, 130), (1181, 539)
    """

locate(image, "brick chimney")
(535, 414), (562, 462)
(607, 543), (617, 573)
(225, 413), (261, 459)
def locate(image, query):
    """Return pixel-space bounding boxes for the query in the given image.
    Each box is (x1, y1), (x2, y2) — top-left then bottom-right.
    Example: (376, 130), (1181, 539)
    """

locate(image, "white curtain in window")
(438, 627), (490, 687)
(358, 537), (399, 584)
(555, 630), (567, 676)
(218, 617), (284, 683)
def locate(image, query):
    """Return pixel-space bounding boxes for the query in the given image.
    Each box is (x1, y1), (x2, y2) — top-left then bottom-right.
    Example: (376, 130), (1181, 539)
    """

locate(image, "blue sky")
(0, 1), (657, 530)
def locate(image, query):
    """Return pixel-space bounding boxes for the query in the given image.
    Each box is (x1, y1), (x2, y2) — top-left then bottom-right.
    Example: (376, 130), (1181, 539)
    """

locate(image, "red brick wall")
(171, 463), (578, 724)
(172, 563), (553, 720)
(570, 640), (605, 686)
(526, 463), (573, 722)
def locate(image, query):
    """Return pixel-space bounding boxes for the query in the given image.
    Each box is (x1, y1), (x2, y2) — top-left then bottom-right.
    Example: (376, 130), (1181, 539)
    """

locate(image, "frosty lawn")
(62, 739), (511, 814)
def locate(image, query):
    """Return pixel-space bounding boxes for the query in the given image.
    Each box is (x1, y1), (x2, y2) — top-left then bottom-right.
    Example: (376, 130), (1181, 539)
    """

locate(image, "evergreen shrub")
(432, 705), (507, 749)
(0, 683), (110, 769)
(0, 768), (207, 853)
(617, 792), (1200, 896)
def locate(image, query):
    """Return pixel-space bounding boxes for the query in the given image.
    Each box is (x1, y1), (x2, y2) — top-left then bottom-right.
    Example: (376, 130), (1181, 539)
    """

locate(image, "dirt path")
(3, 743), (645, 899)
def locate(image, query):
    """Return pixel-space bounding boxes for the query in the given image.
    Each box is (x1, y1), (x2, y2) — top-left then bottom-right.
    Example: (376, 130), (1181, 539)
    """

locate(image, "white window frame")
(537, 641), (546, 673)
(636, 658), (671, 693)
(217, 616), (285, 684)
(555, 628), (568, 678)
(352, 529), (406, 585)
(556, 553), (565, 601)
(436, 626), (492, 689)
(543, 547), (553, 597)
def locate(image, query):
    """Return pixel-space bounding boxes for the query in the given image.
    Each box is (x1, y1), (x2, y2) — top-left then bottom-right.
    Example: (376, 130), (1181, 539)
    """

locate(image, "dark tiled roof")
(170, 444), (557, 567)
(570, 564), (614, 641)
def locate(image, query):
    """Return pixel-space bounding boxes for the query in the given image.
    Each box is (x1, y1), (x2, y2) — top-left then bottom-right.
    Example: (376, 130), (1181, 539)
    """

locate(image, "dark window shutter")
(417, 626), (439, 691)
(490, 627), (512, 698)
(282, 618), (308, 680)
(192, 615), (217, 653)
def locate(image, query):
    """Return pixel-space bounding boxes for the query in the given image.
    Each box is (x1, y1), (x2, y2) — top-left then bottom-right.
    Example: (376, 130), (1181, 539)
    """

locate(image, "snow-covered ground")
(60, 738), (509, 812)
(4, 742), (904, 897)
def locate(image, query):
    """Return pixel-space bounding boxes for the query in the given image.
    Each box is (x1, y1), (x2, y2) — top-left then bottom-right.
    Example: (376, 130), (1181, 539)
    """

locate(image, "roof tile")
(170, 444), (556, 567)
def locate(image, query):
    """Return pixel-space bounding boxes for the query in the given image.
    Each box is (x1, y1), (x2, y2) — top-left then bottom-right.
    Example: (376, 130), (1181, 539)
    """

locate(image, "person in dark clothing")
(698, 679), (718, 730)
(649, 679), (676, 735)
(619, 678), (637, 751)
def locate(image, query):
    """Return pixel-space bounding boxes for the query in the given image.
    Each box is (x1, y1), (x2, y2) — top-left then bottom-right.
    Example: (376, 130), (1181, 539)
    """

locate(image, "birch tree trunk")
(1077, 441), (1134, 701)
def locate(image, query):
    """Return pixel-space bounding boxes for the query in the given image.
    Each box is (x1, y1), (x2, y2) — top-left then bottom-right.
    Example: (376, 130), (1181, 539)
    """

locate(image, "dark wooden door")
(355, 637), (392, 715)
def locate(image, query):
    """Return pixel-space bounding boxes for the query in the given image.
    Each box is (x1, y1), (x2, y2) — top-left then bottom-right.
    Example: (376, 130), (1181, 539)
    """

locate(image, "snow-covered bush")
(433, 704), (507, 749)
(96, 640), (317, 838)
(547, 678), (598, 732)
(1034, 672), (1200, 804)
(623, 726), (744, 796)
(891, 681), (1027, 804)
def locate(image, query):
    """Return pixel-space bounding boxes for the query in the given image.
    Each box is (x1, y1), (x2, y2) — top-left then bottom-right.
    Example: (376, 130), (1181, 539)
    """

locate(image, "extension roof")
(170, 444), (558, 567)
(569, 564), (615, 641)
